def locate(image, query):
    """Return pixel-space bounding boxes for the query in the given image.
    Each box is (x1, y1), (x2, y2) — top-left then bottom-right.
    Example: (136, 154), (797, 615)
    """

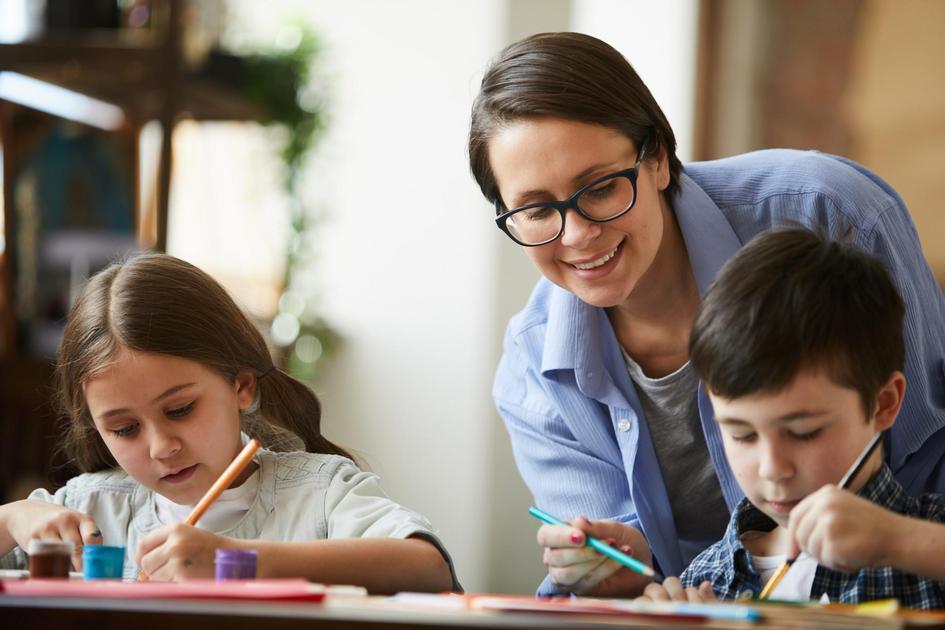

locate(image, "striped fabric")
(493, 150), (945, 594)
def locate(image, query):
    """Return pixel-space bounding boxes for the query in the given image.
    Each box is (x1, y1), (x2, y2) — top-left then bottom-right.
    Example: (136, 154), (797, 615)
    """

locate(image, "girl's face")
(83, 348), (256, 505)
(488, 117), (671, 308)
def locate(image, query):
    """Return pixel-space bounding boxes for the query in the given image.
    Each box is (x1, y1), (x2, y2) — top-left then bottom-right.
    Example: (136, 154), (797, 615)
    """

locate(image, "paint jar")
(82, 545), (124, 580)
(215, 548), (257, 580)
(27, 539), (73, 578)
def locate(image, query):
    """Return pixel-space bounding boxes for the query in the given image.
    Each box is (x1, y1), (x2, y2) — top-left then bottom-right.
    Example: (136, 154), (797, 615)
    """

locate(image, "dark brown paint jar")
(27, 539), (73, 578)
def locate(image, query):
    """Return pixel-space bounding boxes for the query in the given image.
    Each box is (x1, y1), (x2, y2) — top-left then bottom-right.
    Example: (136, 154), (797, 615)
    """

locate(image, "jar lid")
(27, 539), (74, 555)
(215, 548), (257, 562)
(82, 544), (125, 559)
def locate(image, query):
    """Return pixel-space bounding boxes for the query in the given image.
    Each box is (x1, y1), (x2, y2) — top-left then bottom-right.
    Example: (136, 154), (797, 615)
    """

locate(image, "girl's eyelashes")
(112, 422), (138, 438)
(166, 401), (195, 418)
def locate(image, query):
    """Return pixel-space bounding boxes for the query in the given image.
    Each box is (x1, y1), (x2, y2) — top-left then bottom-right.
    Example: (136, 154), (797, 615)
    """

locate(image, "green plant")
(241, 23), (338, 383)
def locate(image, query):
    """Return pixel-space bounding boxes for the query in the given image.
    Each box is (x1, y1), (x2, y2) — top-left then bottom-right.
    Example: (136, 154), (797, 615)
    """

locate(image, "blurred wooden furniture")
(0, 0), (261, 500)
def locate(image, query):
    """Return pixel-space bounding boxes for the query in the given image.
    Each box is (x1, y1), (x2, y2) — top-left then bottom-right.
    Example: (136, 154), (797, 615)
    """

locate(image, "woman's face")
(488, 117), (671, 308)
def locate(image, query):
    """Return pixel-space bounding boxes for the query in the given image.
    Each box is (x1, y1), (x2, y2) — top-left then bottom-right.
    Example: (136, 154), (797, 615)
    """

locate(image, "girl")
(0, 253), (457, 593)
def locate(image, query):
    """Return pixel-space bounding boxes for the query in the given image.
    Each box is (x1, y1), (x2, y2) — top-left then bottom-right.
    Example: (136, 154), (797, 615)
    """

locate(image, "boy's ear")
(234, 369), (257, 411)
(871, 371), (906, 432)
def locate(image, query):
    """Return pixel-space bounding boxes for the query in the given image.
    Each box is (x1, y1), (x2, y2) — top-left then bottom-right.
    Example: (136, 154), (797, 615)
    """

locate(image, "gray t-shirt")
(623, 351), (730, 550)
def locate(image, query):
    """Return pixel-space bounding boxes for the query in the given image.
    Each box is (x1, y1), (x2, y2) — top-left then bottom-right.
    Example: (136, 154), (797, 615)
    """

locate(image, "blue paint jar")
(215, 548), (257, 581)
(82, 545), (124, 580)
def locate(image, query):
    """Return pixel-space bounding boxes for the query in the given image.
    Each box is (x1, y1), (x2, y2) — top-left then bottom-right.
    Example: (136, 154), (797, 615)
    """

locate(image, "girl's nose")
(149, 425), (182, 460)
(559, 209), (603, 250)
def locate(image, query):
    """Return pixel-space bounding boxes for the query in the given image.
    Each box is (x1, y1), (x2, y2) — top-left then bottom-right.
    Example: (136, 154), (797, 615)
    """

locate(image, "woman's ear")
(871, 370), (906, 432)
(234, 370), (257, 411)
(651, 142), (670, 192)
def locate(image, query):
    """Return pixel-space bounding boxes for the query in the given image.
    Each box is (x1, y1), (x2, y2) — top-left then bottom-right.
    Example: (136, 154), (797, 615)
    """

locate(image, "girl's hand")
(787, 484), (903, 572)
(639, 577), (716, 602)
(537, 516), (653, 597)
(135, 524), (228, 580)
(5, 500), (102, 570)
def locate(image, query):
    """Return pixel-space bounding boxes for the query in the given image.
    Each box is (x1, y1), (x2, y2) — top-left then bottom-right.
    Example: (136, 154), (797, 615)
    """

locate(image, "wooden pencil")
(758, 432), (884, 599)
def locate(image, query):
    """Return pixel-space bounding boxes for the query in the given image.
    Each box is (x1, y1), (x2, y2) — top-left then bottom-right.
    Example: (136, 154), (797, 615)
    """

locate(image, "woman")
(468, 32), (945, 597)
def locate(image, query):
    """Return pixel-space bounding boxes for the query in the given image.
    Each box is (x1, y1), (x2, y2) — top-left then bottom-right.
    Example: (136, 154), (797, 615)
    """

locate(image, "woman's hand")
(1, 500), (102, 570)
(639, 577), (716, 602)
(787, 484), (903, 572)
(537, 516), (653, 597)
(135, 524), (229, 580)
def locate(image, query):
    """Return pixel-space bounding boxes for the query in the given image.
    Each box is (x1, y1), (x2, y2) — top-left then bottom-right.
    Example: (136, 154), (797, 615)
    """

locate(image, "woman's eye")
(585, 181), (616, 198)
(167, 402), (195, 418)
(730, 433), (756, 443)
(523, 206), (555, 221)
(112, 423), (138, 438)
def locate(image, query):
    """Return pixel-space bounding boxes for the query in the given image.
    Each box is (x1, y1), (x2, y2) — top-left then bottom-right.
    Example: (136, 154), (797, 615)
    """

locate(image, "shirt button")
(617, 419), (631, 432)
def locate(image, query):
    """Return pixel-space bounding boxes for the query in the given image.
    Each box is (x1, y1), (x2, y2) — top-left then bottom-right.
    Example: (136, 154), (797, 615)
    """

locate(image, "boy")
(644, 228), (945, 608)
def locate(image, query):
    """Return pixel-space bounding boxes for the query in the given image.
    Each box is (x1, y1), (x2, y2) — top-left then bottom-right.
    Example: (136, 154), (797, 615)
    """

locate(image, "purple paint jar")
(215, 548), (257, 581)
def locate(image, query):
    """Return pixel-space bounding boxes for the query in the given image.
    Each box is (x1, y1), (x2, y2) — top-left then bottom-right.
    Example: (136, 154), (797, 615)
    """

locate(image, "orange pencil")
(185, 438), (261, 526)
(139, 438), (261, 580)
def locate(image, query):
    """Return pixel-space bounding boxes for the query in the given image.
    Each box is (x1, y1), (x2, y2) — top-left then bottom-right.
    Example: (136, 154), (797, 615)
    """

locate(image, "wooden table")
(4, 593), (945, 630)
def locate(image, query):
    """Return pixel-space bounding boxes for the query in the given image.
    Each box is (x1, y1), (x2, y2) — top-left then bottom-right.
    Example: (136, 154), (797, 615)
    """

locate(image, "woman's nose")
(559, 208), (603, 250)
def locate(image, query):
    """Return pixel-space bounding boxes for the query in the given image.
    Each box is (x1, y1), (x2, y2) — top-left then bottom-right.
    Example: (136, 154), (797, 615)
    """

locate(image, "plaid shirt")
(680, 464), (945, 610)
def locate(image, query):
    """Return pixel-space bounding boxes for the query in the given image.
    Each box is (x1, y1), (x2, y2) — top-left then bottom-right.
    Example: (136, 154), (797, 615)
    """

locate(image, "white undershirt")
(752, 552), (826, 602)
(154, 468), (260, 533)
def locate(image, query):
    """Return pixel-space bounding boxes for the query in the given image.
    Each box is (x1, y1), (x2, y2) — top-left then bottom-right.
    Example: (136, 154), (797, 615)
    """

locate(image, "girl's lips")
(162, 464), (197, 484)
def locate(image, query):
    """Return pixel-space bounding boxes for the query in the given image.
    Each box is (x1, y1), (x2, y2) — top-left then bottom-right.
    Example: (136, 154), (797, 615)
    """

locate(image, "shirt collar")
(673, 171), (743, 298)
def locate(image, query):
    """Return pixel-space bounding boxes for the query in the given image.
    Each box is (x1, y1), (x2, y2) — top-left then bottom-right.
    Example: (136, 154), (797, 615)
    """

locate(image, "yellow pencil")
(759, 432), (884, 599)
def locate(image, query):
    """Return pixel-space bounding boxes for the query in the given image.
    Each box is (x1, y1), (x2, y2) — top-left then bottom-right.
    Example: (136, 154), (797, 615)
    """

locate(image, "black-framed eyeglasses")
(494, 135), (650, 247)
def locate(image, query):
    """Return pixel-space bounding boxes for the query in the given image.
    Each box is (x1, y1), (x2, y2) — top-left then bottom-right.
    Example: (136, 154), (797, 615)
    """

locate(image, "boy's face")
(710, 368), (901, 528)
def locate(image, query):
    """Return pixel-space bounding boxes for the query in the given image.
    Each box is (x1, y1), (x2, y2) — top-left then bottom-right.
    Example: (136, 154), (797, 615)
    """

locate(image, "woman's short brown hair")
(468, 32), (683, 209)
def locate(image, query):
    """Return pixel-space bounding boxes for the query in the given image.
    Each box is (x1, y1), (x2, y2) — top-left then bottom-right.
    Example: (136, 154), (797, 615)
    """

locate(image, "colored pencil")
(139, 438), (261, 580)
(759, 432), (884, 599)
(528, 506), (656, 577)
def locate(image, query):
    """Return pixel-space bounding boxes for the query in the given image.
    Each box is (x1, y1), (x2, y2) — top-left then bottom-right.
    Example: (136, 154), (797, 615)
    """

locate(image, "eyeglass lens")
(504, 174), (636, 245)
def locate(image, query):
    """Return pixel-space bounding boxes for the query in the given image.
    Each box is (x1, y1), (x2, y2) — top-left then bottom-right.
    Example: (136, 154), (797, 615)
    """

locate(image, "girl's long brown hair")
(57, 253), (352, 472)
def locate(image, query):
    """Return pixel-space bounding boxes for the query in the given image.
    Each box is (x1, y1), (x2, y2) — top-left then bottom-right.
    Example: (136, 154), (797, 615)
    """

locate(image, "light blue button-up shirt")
(493, 149), (945, 593)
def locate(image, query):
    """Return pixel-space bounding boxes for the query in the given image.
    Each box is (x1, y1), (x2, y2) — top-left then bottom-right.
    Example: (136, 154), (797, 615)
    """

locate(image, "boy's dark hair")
(689, 228), (905, 416)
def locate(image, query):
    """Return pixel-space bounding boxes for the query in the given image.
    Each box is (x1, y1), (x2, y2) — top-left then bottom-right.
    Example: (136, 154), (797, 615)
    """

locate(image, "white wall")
(205, 0), (696, 594)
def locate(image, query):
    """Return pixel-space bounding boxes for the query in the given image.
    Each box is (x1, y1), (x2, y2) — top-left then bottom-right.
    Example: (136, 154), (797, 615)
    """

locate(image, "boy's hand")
(639, 577), (716, 602)
(788, 484), (903, 572)
(537, 517), (652, 597)
(136, 524), (227, 580)
(4, 500), (102, 570)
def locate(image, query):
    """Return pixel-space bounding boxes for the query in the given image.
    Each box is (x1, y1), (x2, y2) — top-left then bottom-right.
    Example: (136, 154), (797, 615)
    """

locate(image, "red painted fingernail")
(621, 545), (633, 555)
(607, 538), (617, 547)
(570, 532), (583, 544)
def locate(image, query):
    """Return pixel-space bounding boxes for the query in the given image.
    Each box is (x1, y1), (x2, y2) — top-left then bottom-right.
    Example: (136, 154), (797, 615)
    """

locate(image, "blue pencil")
(528, 506), (656, 577)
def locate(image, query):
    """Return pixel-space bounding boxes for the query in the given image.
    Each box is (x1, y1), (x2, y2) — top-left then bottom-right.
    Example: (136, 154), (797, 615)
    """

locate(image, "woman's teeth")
(573, 244), (619, 270)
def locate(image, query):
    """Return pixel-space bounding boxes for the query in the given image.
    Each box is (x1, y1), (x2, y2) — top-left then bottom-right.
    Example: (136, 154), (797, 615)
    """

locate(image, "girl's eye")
(167, 402), (195, 418)
(112, 423), (138, 438)
(730, 433), (757, 443)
